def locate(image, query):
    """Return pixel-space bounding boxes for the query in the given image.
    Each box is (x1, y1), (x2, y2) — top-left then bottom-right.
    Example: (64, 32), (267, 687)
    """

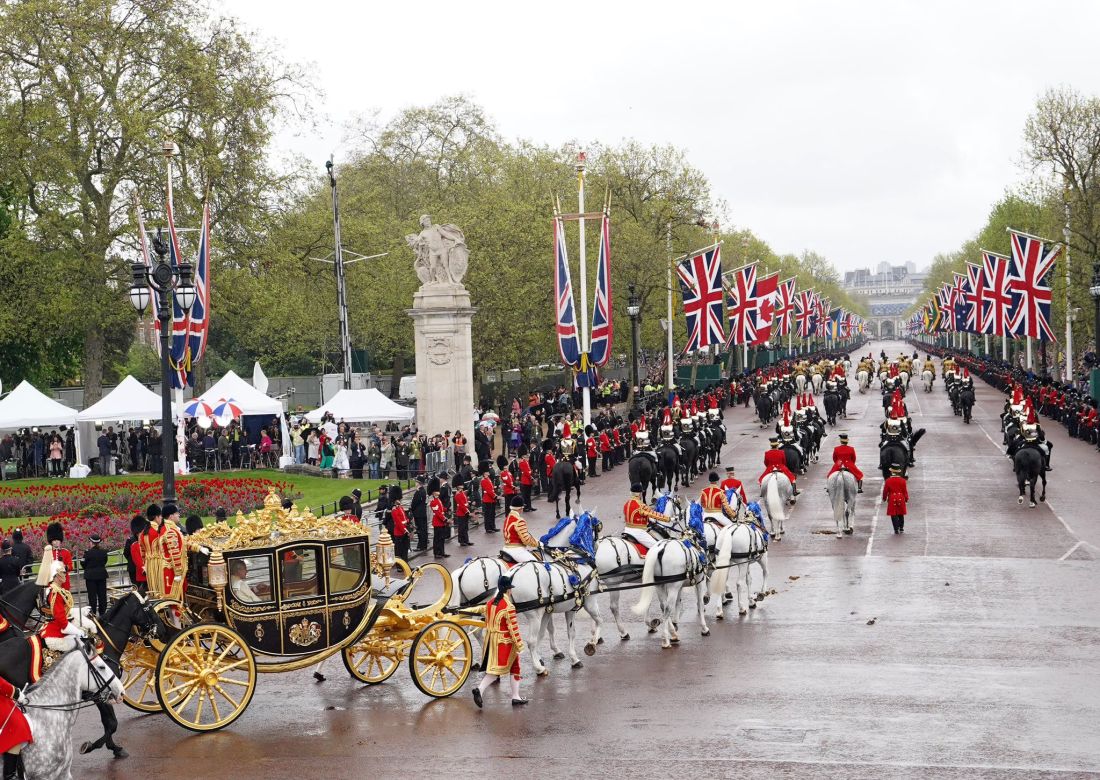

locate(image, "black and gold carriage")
(118, 492), (482, 732)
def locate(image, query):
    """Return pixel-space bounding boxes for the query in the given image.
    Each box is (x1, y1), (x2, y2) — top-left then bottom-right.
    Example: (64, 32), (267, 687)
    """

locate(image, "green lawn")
(0, 469), (407, 531)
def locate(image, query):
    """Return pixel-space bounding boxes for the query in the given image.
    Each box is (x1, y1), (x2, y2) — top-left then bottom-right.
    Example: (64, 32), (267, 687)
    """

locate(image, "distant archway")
(879, 320), (895, 339)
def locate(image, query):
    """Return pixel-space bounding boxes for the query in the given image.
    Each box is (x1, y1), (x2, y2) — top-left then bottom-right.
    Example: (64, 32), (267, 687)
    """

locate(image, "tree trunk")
(390, 353), (404, 398)
(193, 360), (208, 395)
(83, 325), (106, 406)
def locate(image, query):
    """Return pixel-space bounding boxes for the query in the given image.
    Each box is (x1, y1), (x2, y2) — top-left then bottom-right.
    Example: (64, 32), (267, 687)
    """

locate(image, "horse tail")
(631, 547), (661, 615)
(765, 475), (783, 523)
(710, 531), (733, 600)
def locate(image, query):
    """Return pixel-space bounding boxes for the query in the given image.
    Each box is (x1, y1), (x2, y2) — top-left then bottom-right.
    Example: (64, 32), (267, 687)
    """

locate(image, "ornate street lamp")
(627, 283), (641, 397)
(129, 229), (195, 504)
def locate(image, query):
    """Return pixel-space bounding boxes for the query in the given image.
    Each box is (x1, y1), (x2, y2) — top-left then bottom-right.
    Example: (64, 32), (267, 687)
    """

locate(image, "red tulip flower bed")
(0, 477), (297, 553)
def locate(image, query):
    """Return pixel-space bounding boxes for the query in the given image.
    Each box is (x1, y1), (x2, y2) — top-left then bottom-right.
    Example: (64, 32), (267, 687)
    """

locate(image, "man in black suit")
(82, 533), (110, 616)
(409, 476), (428, 551)
(9, 529), (32, 575)
(0, 541), (22, 594)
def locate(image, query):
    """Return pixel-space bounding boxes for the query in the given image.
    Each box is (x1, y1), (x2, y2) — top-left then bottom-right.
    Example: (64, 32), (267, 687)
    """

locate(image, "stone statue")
(406, 215), (469, 287)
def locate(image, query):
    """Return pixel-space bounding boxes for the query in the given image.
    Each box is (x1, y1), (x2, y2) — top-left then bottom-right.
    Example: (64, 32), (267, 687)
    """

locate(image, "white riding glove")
(16, 688), (27, 706)
(62, 623), (87, 639)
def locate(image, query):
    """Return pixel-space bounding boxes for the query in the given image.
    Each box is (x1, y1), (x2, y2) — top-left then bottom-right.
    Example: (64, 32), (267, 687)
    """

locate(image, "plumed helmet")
(50, 560), (67, 581)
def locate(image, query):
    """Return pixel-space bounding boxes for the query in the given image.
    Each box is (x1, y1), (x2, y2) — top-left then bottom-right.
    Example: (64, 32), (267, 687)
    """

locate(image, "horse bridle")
(23, 640), (117, 712)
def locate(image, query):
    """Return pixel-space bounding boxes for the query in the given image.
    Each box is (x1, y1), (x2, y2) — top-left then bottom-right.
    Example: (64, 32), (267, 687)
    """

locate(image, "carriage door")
(277, 543), (329, 655)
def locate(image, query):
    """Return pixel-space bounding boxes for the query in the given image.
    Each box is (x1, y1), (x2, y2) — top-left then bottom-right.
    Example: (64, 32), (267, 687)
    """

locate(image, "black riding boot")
(857, 479), (863, 494)
(3, 752), (19, 780)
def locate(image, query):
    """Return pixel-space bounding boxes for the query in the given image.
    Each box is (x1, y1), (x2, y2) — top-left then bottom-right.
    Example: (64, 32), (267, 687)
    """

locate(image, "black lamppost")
(1090, 262), (1100, 399)
(129, 229), (195, 504)
(627, 283), (641, 395)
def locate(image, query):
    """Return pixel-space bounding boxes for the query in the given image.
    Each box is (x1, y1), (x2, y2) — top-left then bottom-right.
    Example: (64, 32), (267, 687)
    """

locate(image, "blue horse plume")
(746, 500), (769, 542)
(655, 493), (671, 515)
(568, 512), (597, 559)
(540, 515), (574, 547)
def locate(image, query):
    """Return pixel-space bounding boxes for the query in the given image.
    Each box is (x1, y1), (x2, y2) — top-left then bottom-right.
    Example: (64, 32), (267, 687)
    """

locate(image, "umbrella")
(211, 398), (243, 419)
(481, 411), (500, 423)
(183, 399), (214, 418)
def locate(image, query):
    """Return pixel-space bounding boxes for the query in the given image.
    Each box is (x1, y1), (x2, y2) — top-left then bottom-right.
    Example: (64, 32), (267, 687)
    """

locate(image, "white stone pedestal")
(407, 283), (476, 440)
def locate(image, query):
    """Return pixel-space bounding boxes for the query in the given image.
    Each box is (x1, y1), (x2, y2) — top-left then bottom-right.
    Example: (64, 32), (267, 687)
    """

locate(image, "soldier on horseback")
(700, 472), (740, 528)
(720, 465), (747, 506)
(40, 560), (85, 652)
(827, 433), (864, 493)
(500, 497), (540, 564)
(1008, 400), (1053, 472)
(623, 483), (671, 551)
(759, 439), (800, 496)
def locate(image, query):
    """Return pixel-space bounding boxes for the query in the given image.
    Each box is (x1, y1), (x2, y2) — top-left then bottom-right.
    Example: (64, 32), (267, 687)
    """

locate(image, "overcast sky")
(224, 0), (1100, 273)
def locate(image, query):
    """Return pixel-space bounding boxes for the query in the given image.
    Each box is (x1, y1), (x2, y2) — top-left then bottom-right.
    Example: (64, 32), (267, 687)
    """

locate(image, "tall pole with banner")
(1064, 187), (1074, 382)
(666, 222), (675, 391)
(163, 143), (189, 478)
(575, 154), (591, 428)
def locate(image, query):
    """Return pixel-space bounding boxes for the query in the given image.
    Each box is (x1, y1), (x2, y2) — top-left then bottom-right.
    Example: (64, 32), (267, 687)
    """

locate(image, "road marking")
(865, 493), (881, 556)
(1059, 541), (1084, 561)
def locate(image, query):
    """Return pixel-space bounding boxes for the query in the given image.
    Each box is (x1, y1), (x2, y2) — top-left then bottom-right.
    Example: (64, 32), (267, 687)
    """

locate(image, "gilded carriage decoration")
(117, 490), (484, 734)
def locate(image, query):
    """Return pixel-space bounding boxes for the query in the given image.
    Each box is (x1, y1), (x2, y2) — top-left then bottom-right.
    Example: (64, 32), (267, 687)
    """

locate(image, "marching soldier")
(472, 575), (528, 707)
(497, 455), (517, 508)
(517, 450), (535, 510)
(452, 476), (474, 547)
(430, 481), (449, 559)
(479, 463), (499, 533)
(827, 433), (864, 493)
(882, 463), (909, 534)
(388, 486), (411, 563)
(585, 429), (599, 477)
(759, 438), (800, 496)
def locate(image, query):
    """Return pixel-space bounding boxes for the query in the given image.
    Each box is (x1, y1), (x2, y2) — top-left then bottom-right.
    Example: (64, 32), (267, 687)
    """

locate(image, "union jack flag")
(773, 277), (796, 336)
(676, 245), (725, 351)
(794, 289), (816, 339)
(937, 285), (955, 332)
(815, 295), (830, 338)
(980, 250), (1013, 336)
(723, 262), (758, 347)
(953, 272), (971, 333)
(1007, 229), (1059, 342)
(750, 272), (779, 346)
(588, 211), (613, 367)
(965, 262), (988, 334)
(553, 215), (582, 367)
(183, 200), (212, 386)
(148, 183), (191, 389)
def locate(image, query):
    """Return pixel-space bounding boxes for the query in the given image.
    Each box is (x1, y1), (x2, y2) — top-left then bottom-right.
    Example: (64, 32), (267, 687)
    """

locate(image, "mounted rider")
(39, 559), (85, 652)
(659, 407), (675, 442)
(501, 497), (540, 564)
(827, 433), (864, 492)
(622, 483), (671, 551)
(699, 472), (740, 528)
(759, 438), (800, 496)
(719, 465), (747, 506)
(1014, 400), (1053, 472)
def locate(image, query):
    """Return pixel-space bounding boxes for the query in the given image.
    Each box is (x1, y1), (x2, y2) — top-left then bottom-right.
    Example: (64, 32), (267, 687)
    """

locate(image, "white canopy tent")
(0, 380), (79, 432)
(304, 388), (415, 424)
(75, 376), (172, 469)
(198, 371), (290, 462)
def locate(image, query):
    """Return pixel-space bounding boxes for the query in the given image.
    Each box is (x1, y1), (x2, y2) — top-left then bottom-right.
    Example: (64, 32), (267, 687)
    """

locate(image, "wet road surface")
(76, 341), (1100, 778)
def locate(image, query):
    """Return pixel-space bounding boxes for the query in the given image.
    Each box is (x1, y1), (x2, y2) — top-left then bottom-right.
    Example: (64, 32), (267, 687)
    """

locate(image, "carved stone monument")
(406, 216), (476, 442)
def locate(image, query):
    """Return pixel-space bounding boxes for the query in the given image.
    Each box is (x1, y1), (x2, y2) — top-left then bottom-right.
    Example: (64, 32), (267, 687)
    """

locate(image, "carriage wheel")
(408, 620), (473, 698)
(155, 623), (256, 732)
(342, 636), (409, 684)
(119, 599), (191, 712)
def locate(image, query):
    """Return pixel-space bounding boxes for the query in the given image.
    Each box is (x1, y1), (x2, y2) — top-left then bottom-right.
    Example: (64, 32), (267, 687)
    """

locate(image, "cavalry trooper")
(622, 482), (669, 551)
(40, 559), (86, 651)
(719, 465), (747, 506)
(501, 496), (540, 564)
(882, 462), (909, 534)
(759, 438), (800, 496)
(827, 433), (864, 493)
(700, 472), (739, 527)
(472, 575), (528, 708)
(1018, 402), (1054, 472)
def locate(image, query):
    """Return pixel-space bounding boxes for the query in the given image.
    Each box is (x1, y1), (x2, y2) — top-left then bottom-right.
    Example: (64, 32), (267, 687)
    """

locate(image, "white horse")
(630, 538), (710, 648)
(922, 369), (934, 392)
(826, 469), (858, 535)
(899, 370), (911, 389)
(450, 553), (605, 675)
(761, 470), (794, 539)
(810, 372), (823, 395)
(857, 369), (870, 393)
(23, 647), (124, 780)
(795, 373), (808, 395)
(708, 521), (769, 618)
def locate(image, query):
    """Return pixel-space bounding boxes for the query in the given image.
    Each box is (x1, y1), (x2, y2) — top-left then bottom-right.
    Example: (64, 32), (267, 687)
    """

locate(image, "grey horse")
(21, 647), (124, 780)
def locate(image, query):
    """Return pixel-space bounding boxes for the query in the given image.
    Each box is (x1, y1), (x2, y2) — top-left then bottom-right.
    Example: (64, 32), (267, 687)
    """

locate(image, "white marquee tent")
(0, 380), (79, 432)
(75, 376), (172, 468)
(305, 388), (415, 424)
(198, 371), (290, 461)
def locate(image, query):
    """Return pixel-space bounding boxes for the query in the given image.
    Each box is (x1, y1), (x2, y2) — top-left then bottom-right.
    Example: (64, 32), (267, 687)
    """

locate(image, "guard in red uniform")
(517, 454), (535, 510)
(389, 489), (410, 563)
(40, 560), (83, 651)
(882, 463), (909, 534)
(622, 483), (667, 551)
(759, 438), (799, 495)
(452, 478), (473, 547)
(719, 465), (747, 506)
(44, 522), (73, 590)
(827, 433), (864, 492)
(498, 457), (517, 505)
(430, 485), (449, 559)
(472, 575), (527, 707)
(480, 464), (499, 533)
(585, 434), (598, 477)
(598, 430), (612, 472)
(0, 675), (31, 777)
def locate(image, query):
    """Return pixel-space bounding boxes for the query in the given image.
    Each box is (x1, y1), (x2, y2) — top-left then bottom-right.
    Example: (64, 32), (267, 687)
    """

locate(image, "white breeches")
(501, 545), (538, 564)
(44, 635), (78, 652)
(703, 510), (732, 528)
(622, 527), (659, 549)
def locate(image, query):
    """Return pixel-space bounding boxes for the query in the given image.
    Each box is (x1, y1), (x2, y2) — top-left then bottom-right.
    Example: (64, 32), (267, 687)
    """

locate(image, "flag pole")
(666, 222), (675, 391)
(1063, 183), (1073, 382)
(1026, 337), (1033, 370)
(163, 143), (189, 478)
(576, 153), (591, 428)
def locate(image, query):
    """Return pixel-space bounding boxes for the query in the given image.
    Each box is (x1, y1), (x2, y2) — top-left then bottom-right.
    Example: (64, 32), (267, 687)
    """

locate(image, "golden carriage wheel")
(408, 619), (472, 698)
(155, 623), (257, 732)
(342, 636), (410, 684)
(119, 599), (192, 712)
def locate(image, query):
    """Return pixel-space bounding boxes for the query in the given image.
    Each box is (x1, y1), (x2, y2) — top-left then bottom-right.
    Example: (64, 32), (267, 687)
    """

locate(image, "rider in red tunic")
(40, 561), (84, 652)
(472, 576), (528, 708)
(501, 498), (539, 564)
(719, 465), (747, 506)
(882, 463), (909, 534)
(827, 433), (864, 492)
(759, 438), (799, 495)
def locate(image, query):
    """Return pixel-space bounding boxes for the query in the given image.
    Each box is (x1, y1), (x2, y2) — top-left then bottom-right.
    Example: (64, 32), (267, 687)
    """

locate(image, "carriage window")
(280, 546), (320, 600)
(229, 555), (273, 604)
(327, 542), (367, 594)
